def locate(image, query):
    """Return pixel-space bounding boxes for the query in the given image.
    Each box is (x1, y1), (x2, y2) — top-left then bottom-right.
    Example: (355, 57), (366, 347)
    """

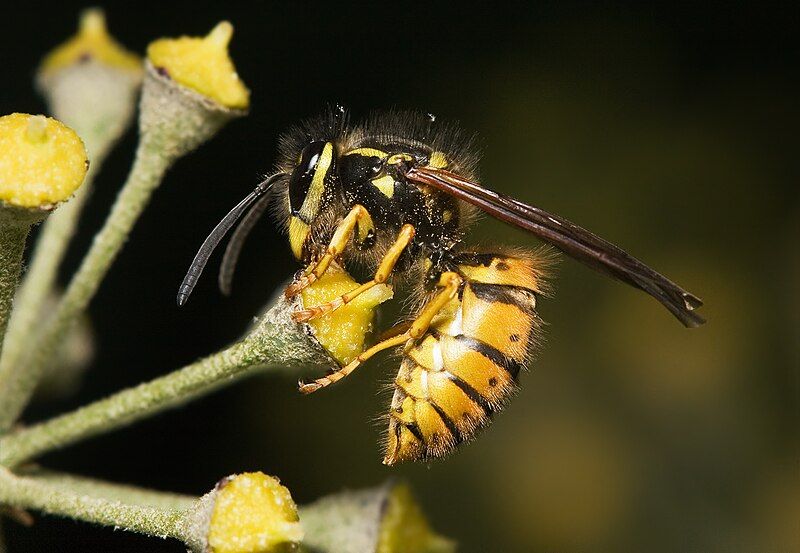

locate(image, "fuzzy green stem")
(1, 162), (100, 382)
(16, 468), (196, 511)
(0, 296), (329, 468)
(1, 61), (143, 383)
(0, 467), (192, 542)
(0, 63), (244, 432)
(0, 224), (29, 354)
(0, 210), (46, 373)
(0, 141), (170, 431)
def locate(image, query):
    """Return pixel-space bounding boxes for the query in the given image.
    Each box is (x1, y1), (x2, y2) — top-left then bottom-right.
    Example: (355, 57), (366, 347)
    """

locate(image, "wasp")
(178, 108), (705, 464)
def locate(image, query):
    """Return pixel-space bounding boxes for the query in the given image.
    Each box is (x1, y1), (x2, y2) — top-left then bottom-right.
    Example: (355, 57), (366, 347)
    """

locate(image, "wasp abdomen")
(384, 253), (546, 465)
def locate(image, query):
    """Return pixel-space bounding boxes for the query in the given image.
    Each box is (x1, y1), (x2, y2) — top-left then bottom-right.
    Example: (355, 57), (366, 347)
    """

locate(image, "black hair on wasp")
(176, 107), (704, 328)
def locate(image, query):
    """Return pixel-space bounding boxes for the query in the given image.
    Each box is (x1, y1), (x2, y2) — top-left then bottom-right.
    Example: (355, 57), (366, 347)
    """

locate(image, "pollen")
(0, 114), (88, 208)
(301, 265), (393, 366)
(207, 472), (303, 553)
(147, 21), (250, 110)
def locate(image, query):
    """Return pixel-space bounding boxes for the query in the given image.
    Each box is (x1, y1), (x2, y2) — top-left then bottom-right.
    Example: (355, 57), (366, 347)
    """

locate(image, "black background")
(2, 1), (797, 552)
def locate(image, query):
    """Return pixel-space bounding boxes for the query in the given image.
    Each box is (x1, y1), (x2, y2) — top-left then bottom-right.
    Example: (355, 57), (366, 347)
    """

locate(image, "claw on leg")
(298, 379), (324, 394)
(291, 295), (345, 322)
(285, 272), (318, 298)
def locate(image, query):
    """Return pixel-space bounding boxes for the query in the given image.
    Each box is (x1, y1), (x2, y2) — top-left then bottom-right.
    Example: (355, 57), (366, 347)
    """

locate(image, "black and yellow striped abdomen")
(385, 253), (546, 465)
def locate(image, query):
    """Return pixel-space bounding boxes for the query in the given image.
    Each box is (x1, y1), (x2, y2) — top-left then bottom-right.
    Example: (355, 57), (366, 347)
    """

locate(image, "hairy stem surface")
(0, 467), (193, 542)
(0, 296), (329, 468)
(0, 140), (170, 431)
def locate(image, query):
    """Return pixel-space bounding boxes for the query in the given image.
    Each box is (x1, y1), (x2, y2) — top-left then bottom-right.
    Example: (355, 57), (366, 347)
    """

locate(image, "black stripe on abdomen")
(450, 333), (523, 380)
(429, 401), (463, 444)
(467, 282), (537, 315)
(444, 370), (494, 417)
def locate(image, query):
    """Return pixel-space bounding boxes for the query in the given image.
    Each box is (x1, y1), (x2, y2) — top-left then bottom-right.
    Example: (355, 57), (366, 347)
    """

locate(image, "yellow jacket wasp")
(178, 108), (704, 464)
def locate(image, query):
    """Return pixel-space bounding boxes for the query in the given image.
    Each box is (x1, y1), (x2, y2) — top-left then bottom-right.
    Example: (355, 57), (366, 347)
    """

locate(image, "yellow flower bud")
(377, 484), (455, 553)
(0, 114), (88, 208)
(301, 265), (393, 366)
(40, 9), (141, 75)
(208, 472), (303, 553)
(147, 22), (250, 110)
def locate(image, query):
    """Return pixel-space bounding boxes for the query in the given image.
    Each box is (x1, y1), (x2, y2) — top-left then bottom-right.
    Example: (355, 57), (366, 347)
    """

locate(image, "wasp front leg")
(292, 224), (416, 322)
(285, 204), (373, 298)
(299, 271), (462, 394)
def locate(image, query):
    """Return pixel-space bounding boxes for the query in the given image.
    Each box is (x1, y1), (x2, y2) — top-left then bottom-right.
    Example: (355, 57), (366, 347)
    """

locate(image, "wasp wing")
(405, 166), (705, 327)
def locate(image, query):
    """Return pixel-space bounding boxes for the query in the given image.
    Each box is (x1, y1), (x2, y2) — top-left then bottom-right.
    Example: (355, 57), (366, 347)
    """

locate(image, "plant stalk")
(0, 296), (330, 468)
(15, 468), (196, 511)
(0, 225), (30, 359)
(0, 467), (192, 542)
(0, 141), (169, 431)
(1, 169), (95, 381)
(0, 210), (47, 376)
(0, 62), (244, 432)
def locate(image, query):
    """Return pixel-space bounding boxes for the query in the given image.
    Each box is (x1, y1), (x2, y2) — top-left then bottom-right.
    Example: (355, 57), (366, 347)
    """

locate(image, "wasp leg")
(298, 272), (462, 394)
(376, 320), (413, 342)
(285, 204), (371, 298)
(293, 224), (416, 322)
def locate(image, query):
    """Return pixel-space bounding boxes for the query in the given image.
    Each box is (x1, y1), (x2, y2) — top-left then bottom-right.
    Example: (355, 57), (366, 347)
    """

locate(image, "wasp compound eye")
(288, 140), (330, 216)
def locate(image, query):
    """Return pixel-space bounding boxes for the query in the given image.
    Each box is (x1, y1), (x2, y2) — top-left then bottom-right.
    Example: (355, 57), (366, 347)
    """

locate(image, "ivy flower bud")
(300, 264), (393, 366)
(147, 21), (250, 110)
(0, 113), (87, 210)
(190, 472), (302, 553)
(300, 482), (454, 553)
(139, 21), (248, 160)
(37, 9), (142, 162)
(0, 113), (87, 368)
(377, 484), (455, 553)
(40, 8), (141, 75)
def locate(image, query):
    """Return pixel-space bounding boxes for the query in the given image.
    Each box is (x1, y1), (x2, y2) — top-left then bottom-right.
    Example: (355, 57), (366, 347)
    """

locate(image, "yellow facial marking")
(387, 153), (413, 165)
(345, 147), (386, 158)
(298, 142), (333, 222)
(442, 210), (453, 223)
(428, 151), (448, 169)
(371, 175), (395, 198)
(288, 216), (310, 259)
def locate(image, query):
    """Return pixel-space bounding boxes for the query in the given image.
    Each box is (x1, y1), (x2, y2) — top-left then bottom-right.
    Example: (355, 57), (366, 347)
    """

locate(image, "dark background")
(2, 1), (797, 551)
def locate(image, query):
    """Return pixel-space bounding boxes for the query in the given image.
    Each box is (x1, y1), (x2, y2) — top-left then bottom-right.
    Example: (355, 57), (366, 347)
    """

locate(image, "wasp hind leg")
(285, 204), (373, 298)
(298, 272), (462, 394)
(292, 224), (416, 322)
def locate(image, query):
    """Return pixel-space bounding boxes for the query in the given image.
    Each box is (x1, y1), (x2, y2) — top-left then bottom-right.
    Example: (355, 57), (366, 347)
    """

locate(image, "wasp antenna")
(218, 190), (274, 296)
(176, 173), (284, 306)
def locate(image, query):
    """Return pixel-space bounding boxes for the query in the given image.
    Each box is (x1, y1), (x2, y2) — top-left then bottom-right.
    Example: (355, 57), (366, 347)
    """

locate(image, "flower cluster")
(0, 9), (451, 553)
